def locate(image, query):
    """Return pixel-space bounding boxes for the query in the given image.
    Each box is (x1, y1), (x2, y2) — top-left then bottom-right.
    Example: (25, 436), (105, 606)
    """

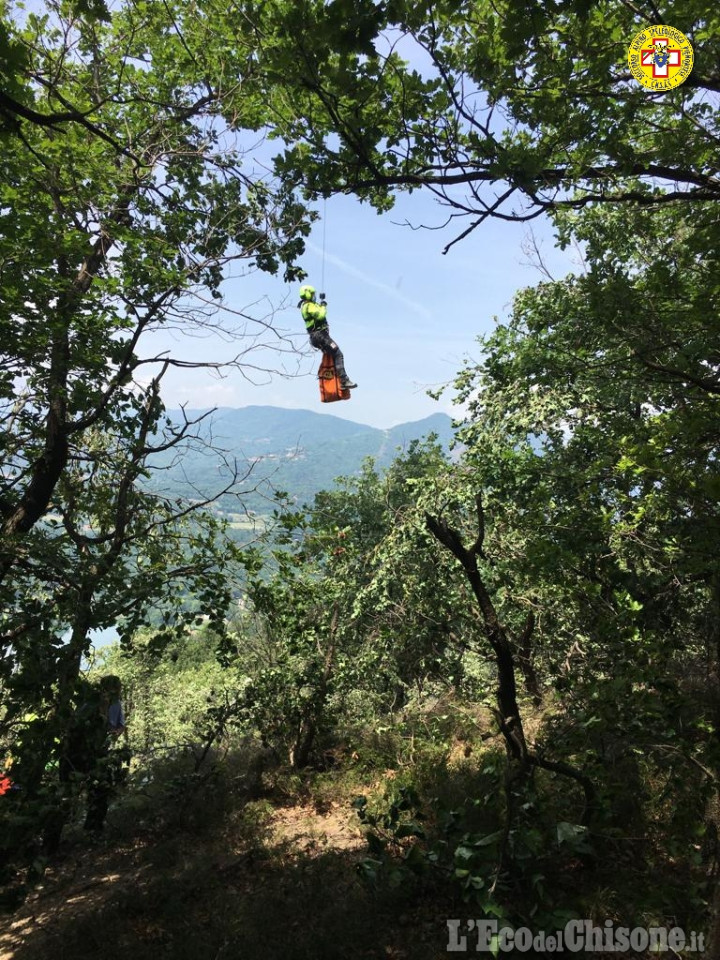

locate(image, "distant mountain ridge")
(148, 405), (456, 516)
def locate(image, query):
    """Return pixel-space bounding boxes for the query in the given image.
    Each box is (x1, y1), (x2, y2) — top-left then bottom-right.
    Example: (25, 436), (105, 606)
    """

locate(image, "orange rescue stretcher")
(318, 352), (350, 403)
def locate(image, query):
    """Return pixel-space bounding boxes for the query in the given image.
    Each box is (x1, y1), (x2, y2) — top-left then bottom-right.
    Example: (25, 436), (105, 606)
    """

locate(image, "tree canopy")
(255, 0), (720, 247)
(0, 0), (314, 571)
(0, 0), (315, 872)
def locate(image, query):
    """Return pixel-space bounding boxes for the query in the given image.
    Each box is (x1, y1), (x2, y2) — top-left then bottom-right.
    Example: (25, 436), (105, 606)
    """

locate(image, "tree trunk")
(425, 501), (528, 762)
(516, 611), (543, 706)
(425, 496), (596, 828)
(290, 605), (339, 770)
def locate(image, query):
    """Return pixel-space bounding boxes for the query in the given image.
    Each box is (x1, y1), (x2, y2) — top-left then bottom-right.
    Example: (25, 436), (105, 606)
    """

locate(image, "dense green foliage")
(0, 0), (311, 885)
(257, 0), (720, 234)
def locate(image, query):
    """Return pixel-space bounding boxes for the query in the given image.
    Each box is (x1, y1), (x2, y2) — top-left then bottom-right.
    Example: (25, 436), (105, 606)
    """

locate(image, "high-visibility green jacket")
(301, 299), (328, 332)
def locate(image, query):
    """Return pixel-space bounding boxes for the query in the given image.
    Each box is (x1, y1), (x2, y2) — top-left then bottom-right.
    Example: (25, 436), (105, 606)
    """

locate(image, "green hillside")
(145, 406), (456, 515)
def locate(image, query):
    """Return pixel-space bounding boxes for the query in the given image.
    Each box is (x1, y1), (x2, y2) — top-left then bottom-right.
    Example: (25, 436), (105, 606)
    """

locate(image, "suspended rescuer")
(299, 285), (357, 390)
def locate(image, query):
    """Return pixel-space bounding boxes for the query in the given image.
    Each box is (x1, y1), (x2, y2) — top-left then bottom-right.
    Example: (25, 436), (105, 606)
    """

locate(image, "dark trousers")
(309, 327), (350, 382)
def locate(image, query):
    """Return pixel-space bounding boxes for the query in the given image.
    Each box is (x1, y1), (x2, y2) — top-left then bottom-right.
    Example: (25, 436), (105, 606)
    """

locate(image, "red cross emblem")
(641, 37), (681, 78)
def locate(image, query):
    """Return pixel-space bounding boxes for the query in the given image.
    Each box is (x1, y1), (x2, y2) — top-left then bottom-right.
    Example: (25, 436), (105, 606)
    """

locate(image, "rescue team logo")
(628, 25), (693, 90)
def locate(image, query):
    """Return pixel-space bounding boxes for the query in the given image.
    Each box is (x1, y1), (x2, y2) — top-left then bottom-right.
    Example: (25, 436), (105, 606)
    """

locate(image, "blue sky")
(151, 188), (578, 430)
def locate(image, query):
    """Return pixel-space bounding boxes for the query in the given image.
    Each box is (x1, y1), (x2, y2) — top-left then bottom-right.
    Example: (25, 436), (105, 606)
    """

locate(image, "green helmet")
(299, 284), (316, 301)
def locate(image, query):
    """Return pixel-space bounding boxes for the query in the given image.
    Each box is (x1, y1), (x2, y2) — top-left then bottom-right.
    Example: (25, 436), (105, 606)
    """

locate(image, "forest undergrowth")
(1, 694), (711, 960)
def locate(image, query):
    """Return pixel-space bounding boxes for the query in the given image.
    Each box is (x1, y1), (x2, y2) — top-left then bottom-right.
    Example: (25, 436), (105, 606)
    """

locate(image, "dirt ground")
(0, 797), (454, 960)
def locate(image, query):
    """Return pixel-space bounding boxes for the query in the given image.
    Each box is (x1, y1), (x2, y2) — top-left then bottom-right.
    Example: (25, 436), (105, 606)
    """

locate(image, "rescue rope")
(320, 195), (327, 294)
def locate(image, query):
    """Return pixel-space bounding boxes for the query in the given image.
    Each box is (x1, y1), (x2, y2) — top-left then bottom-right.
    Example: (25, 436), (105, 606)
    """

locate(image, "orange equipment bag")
(318, 352), (350, 403)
